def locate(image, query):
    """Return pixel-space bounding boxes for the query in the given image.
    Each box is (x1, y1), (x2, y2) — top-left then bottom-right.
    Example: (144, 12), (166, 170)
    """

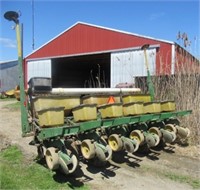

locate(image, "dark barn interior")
(51, 53), (111, 88)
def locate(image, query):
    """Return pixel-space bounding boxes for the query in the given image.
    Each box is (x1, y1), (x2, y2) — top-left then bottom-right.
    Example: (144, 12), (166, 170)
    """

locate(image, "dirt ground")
(0, 100), (200, 190)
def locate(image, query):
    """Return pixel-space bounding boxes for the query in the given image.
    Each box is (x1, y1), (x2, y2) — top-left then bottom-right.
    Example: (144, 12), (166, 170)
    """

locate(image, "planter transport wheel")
(108, 134), (123, 152)
(45, 147), (59, 170)
(81, 139), (95, 159)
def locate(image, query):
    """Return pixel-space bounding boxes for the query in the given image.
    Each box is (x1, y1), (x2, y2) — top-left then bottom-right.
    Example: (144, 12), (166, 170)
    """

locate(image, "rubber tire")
(81, 139), (95, 159)
(108, 134), (123, 152)
(45, 147), (59, 170)
(176, 126), (190, 139)
(95, 145), (106, 162)
(162, 130), (174, 143)
(124, 139), (139, 153)
(165, 124), (177, 134)
(145, 134), (157, 148)
(130, 130), (145, 144)
(149, 127), (162, 138)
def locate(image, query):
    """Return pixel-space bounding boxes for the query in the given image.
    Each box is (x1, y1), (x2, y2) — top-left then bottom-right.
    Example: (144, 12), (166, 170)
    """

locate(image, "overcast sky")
(1, 0), (199, 61)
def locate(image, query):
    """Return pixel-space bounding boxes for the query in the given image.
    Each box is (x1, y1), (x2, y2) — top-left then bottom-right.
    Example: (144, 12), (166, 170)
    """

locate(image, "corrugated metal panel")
(0, 60), (18, 70)
(111, 49), (156, 87)
(0, 60), (19, 92)
(27, 59), (51, 82)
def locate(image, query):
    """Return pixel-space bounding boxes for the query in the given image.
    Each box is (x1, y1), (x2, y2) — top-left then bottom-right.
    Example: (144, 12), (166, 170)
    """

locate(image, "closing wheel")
(59, 154), (78, 175)
(145, 134), (157, 148)
(176, 126), (190, 139)
(45, 147), (59, 170)
(81, 139), (95, 159)
(95, 145), (106, 162)
(152, 133), (160, 146)
(149, 127), (162, 138)
(185, 128), (191, 138)
(105, 145), (112, 161)
(124, 139), (139, 153)
(37, 145), (45, 160)
(130, 130), (145, 144)
(165, 124), (177, 134)
(170, 132), (177, 142)
(161, 129), (174, 143)
(108, 134), (123, 152)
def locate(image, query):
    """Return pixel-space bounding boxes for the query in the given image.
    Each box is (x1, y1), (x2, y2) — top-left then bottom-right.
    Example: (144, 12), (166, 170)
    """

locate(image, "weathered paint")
(24, 22), (174, 83)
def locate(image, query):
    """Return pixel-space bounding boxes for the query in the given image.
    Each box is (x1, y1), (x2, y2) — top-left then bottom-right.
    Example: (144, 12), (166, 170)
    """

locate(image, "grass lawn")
(0, 146), (89, 190)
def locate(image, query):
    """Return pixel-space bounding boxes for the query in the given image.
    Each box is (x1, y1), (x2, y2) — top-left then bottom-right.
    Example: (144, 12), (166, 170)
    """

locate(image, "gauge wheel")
(81, 139), (95, 159)
(165, 124), (177, 134)
(108, 134), (123, 152)
(130, 130), (144, 144)
(149, 127), (162, 138)
(177, 126), (189, 139)
(45, 147), (59, 170)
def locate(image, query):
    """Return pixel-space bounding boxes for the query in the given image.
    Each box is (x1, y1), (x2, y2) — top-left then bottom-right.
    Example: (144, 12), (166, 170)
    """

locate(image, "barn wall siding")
(111, 48), (156, 87)
(0, 61), (19, 92)
(25, 23), (173, 78)
(27, 59), (51, 82)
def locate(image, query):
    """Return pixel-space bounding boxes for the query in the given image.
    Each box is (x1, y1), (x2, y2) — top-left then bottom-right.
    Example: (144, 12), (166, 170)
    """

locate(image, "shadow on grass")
(53, 166), (93, 188)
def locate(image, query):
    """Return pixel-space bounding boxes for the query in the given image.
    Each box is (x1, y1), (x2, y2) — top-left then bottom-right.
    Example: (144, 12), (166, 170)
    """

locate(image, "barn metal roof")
(26, 21), (174, 59)
(0, 60), (18, 69)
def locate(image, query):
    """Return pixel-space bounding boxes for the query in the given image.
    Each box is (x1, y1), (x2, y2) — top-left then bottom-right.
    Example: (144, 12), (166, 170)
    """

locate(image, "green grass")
(140, 164), (200, 189)
(3, 101), (21, 110)
(0, 97), (16, 101)
(165, 172), (200, 189)
(0, 146), (89, 190)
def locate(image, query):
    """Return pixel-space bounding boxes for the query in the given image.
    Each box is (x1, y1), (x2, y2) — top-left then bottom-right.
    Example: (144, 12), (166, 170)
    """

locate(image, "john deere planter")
(4, 11), (192, 176)
(15, 77), (191, 174)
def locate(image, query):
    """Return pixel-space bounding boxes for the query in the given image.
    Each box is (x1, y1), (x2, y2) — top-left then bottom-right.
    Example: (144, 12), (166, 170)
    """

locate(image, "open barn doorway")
(51, 53), (110, 88)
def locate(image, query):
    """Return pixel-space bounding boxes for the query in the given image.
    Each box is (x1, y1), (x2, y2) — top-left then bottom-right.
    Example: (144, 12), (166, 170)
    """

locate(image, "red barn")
(24, 22), (199, 88)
